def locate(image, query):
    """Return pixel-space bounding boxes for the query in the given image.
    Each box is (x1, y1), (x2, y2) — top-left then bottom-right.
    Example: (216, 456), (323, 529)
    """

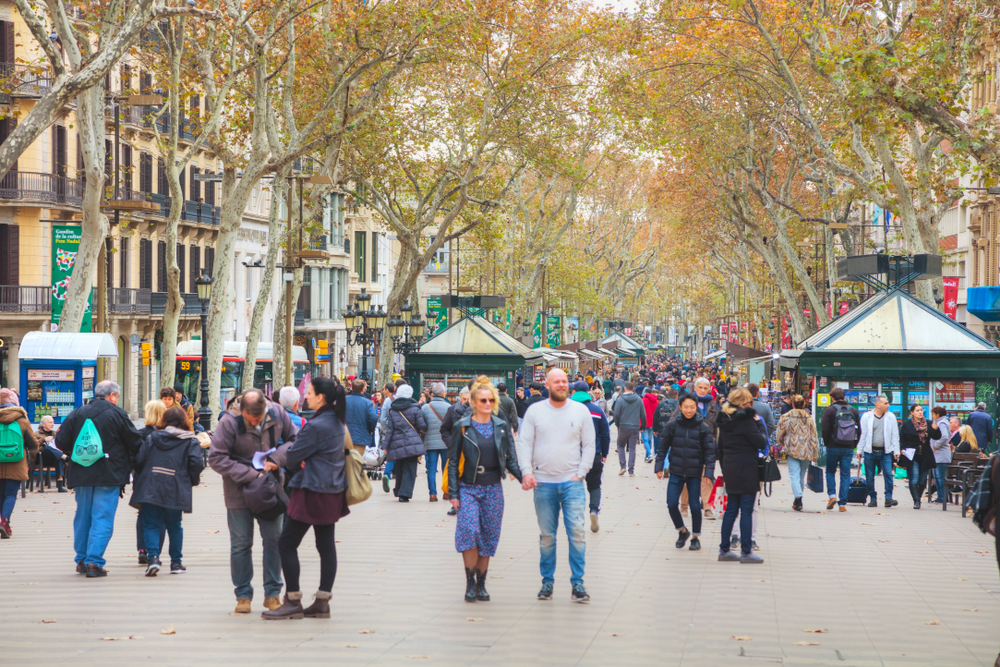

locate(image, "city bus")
(175, 340), (309, 410)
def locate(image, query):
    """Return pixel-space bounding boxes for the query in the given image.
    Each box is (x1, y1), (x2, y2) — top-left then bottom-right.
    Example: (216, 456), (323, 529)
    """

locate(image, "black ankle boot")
(464, 567), (477, 602)
(475, 569), (490, 601)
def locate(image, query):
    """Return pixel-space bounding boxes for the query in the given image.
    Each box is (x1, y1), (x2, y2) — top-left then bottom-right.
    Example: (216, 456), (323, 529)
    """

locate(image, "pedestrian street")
(2, 452), (997, 666)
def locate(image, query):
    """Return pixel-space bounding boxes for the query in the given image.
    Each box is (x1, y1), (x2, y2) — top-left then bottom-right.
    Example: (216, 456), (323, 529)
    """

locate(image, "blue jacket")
(967, 409), (994, 448)
(345, 393), (377, 448)
(571, 391), (610, 458)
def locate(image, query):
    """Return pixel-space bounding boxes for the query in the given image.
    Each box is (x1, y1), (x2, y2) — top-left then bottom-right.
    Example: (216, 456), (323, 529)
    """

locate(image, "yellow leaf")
(160, 624), (176, 635)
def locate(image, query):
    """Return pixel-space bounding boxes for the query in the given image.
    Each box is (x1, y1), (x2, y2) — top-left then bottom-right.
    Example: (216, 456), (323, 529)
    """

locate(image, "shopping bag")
(806, 463), (824, 494)
(708, 476), (727, 514)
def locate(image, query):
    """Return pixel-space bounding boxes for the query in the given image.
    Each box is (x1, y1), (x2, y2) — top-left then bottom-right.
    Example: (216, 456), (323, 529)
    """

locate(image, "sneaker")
(740, 552), (765, 564)
(751, 541), (760, 552)
(537, 583), (553, 600)
(629, 472), (635, 477)
(447, 507), (457, 516)
(718, 549), (741, 562)
(704, 508), (716, 520)
(170, 562), (187, 574)
(826, 497), (837, 510)
(618, 469), (626, 476)
(382, 476), (390, 493)
(730, 535), (740, 549)
(689, 537), (701, 551)
(590, 511), (599, 533)
(838, 506), (847, 512)
(675, 529), (690, 549)
(138, 551), (148, 565)
(867, 499), (877, 508)
(145, 557), (161, 577)
(885, 498), (898, 507)
(398, 497), (410, 503)
(0, 517), (10, 539)
(571, 584), (590, 603)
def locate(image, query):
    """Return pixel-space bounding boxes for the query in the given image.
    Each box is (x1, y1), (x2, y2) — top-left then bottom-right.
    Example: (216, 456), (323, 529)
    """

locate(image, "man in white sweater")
(519, 368), (596, 603)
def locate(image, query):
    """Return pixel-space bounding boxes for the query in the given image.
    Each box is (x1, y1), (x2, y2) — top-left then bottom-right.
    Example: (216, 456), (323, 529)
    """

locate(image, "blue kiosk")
(18, 332), (118, 424)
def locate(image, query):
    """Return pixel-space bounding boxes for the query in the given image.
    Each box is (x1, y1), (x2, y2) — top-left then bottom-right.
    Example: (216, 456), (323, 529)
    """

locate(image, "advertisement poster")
(426, 296), (447, 335)
(547, 315), (561, 347)
(942, 277), (959, 320)
(52, 225), (92, 331)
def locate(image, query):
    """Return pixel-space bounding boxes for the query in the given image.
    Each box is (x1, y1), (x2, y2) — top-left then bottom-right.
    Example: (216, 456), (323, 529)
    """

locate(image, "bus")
(175, 341), (309, 410)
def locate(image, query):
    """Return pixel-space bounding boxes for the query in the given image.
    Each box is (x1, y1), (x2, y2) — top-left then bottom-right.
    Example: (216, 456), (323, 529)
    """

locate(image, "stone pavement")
(1, 457), (998, 666)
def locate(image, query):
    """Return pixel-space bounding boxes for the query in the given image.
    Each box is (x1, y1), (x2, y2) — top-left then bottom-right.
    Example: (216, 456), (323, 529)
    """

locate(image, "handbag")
(441, 427), (466, 495)
(806, 463), (824, 493)
(243, 470), (289, 520)
(759, 455), (781, 497)
(344, 446), (373, 506)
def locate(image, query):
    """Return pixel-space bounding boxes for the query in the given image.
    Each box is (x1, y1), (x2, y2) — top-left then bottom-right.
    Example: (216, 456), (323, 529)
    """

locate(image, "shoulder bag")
(441, 426), (466, 495)
(758, 454), (781, 497)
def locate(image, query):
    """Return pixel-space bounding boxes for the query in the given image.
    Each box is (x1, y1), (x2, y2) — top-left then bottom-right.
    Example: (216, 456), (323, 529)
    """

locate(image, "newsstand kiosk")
(17, 332), (118, 425)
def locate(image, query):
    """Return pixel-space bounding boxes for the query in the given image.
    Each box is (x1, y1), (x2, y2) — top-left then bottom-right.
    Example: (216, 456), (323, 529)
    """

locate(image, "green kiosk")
(406, 315), (532, 401)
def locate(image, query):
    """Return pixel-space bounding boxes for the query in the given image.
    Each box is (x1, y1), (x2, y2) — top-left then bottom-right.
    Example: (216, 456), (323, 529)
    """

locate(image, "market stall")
(778, 287), (1000, 449)
(524, 348), (579, 381)
(17, 331), (118, 424)
(406, 315), (532, 400)
(601, 331), (645, 369)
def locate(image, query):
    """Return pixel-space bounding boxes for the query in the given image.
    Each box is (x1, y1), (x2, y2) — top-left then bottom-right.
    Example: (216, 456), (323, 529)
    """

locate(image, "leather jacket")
(447, 414), (523, 488)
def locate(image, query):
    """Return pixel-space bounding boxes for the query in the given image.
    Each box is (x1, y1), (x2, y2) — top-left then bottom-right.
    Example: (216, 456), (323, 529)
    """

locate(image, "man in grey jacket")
(497, 382), (518, 435)
(747, 383), (776, 437)
(421, 383), (451, 502)
(208, 389), (297, 615)
(612, 382), (646, 476)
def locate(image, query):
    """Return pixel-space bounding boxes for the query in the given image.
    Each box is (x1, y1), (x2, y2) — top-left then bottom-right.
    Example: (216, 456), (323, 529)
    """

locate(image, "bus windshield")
(175, 358), (310, 411)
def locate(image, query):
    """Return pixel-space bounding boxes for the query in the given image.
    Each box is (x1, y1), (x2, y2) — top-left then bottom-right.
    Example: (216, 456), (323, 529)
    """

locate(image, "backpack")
(0, 421), (24, 463)
(970, 457), (996, 536)
(833, 405), (857, 445)
(71, 418), (105, 467)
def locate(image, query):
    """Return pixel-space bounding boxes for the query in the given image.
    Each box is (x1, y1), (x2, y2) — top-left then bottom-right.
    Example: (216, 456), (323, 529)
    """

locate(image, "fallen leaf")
(466, 618), (483, 622)
(375, 569), (386, 572)
(758, 580), (768, 583)
(101, 636), (142, 641)
(435, 524), (445, 527)
(794, 641), (820, 646)
(205, 529), (219, 534)
(410, 657), (429, 660)
(976, 550), (989, 554)
(489, 576), (504, 579)
(22, 582), (36, 586)
(732, 635), (752, 641)
(346, 644), (359, 648)
(923, 620), (940, 625)
(160, 624), (176, 635)
(923, 540), (935, 544)
(957, 578), (968, 581)
(359, 630), (376, 634)
(803, 628), (827, 633)
(861, 522), (877, 526)
(41, 619), (57, 624)
(964, 608), (978, 612)
(878, 540), (891, 543)
(874, 512), (890, 515)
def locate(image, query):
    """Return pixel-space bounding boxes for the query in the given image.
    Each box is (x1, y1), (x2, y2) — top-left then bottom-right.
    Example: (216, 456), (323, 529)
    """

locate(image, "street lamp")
(194, 271), (213, 432)
(389, 300), (426, 377)
(344, 288), (384, 381)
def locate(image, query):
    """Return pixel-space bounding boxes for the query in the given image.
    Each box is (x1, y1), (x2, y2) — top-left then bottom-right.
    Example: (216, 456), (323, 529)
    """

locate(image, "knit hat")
(395, 384), (414, 399)
(0, 388), (18, 406)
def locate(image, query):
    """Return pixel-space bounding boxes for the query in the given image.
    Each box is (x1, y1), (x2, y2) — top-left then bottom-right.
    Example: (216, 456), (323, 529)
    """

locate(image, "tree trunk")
(273, 265), (302, 391)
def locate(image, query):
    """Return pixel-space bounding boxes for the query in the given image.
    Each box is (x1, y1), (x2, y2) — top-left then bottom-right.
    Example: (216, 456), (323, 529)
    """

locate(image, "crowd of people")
(2, 351), (998, 623)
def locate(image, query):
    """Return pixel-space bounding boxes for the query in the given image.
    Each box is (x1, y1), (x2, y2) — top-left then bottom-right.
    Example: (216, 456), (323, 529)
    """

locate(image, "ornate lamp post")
(388, 299), (425, 381)
(344, 288), (386, 382)
(425, 307), (438, 338)
(194, 271), (213, 432)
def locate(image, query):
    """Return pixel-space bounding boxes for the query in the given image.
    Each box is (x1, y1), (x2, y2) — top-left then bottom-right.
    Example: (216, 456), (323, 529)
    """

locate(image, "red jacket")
(642, 392), (659, 429)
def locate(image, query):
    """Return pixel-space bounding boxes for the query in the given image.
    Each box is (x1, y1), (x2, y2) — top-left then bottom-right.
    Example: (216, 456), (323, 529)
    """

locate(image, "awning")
(18, 332), (118, 361)
(703, 349), (727, 361)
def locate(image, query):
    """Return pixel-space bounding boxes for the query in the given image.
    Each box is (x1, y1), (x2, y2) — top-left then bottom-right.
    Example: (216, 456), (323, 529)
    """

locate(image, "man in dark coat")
(967, 403), (994, 452)
(570, 382), (610, 533)
(56, 380), (143, 577)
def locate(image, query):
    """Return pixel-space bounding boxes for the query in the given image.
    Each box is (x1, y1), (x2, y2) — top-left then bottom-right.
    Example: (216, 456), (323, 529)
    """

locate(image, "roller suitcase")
(847, 476), (868, 504)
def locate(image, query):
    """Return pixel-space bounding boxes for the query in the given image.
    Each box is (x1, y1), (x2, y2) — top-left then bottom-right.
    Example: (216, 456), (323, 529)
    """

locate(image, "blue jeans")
(142, 503), (183, 563)
(384, 460), (395, 478)
(533, 480), (587, 586)
(73, 486), (120, 568)
(426, 449), (448, 496)
(2, 478), (20, 519)
(932, 462), (948, 501)
(720, 491), (755, 555)
(787, 457), (808, 498)
(226, 507), (284, 600)
(641, 428), (654, 458)
(825, 447), (854, 507)
(667, 475), (702, 535)
(864, 451), (894, 501)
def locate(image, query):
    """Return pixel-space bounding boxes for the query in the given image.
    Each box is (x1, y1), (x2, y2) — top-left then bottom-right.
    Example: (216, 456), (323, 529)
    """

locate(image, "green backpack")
(0, 421), (23, 463)
(71, 419), (104, 467)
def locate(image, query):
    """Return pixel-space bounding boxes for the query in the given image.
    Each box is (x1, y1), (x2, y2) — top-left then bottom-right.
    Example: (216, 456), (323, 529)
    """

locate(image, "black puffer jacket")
(716, 406), (768, 495)
(655, 412), (715, 478)
(383, 397), (427, 461)
(129, 428), (204, 512)
(55, 397), (143, 489)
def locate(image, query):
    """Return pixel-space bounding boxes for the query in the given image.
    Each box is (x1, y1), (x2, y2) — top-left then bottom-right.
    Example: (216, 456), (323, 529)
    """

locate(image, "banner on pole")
(51, 225), (91, 332)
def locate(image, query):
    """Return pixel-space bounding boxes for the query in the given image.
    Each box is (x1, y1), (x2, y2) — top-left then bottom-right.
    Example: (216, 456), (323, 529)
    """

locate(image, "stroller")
(362, 424), (387, 480)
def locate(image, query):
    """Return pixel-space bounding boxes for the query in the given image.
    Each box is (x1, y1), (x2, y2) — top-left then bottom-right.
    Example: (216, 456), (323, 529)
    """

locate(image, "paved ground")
(2, 451), (998, 666)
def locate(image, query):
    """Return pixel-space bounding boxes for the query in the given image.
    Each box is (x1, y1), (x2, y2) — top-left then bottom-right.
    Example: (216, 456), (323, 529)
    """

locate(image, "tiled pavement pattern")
(2, 450), (998, 666)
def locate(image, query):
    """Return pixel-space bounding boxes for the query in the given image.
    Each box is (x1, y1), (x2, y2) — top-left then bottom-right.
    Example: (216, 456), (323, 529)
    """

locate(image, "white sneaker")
(590, 512), (599, 533)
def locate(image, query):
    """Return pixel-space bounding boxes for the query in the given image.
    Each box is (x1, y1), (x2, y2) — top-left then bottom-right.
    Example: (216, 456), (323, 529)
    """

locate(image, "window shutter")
(189, 245), (201, 291)
(157, 158), (168, 195)
(76, 132), (83, 180)
(52, 125), (67, 177)
(204, 174), (215, 205)
(205, 247), (215, 277)
(179, 165), (185, 200)
(1, 21), (13, 65)
(140, 71), (152, 94)
(140, 153), (152, 193)
(105, 237), (114, 287)
(119, 236), (130, 288)
(190, 166), (200, 201)
(139, 238), (152, 289)
(177, 244), (185, 292)
(0, 224), (18, 285)
(157, 240), (166, 292)
(122, 145), (133, 191)
(104, 139), (113, 179)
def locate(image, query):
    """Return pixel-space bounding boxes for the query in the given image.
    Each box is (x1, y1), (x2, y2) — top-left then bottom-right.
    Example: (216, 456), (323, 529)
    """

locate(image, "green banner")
(532, 314), (561, 347)
(52, 225), (91, 331)
(427, 296), (447, 336)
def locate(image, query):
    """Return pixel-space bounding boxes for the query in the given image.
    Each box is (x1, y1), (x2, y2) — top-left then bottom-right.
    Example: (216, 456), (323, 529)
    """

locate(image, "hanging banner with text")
(51, 225), (91, 332)
(942, 277), (959, 320)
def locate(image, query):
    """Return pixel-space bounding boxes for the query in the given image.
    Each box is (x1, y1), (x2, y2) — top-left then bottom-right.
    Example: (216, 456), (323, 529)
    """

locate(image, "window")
(179, 165), (186, 200)
(298, 266), (312, 320)
(157, 241), (166, 292)
(204, 172), (216, 205)
(371, 232), (379, 282)
(139, 238), (152, 289)
(140, 71), (152, 94)
(104, 139), (113, 179)
(177, 244), (185, 293)
(0, 21), (14, 65)
(51, 125), (67, 177)
(122, 145), (133, 192)
(205, 247), (215, 278)
(119, 236), (130, 288)
(105, 237), (114, 287)
(354, 230), (366, 282)
(329, 268), (336, 319)
(189, 245), (201, 291)
(140, 153), (153, 193)
(190, 166), (201, 201)
(120, 63), (132, 95)
(157, 157), (168, 195)
(0, 224), (19, 285)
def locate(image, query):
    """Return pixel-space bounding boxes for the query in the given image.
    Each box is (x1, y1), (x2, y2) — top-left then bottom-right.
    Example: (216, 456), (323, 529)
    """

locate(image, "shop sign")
(28, 369), (74, 381)
(51, 225), (92, 331)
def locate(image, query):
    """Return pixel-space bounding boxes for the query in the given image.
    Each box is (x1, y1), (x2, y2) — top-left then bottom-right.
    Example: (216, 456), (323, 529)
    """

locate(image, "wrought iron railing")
(150, 292), (202, 316)
(0, 286), (51, 313)
(108, 287), (151, 314)
(0, 171), (83, 205)
(0, 63), (54, 97)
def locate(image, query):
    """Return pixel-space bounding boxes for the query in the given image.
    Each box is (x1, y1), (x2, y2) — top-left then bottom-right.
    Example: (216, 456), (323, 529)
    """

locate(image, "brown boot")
(86, 563), (108, 578)
(262, 592), (303, 620)
(303, 590), (332, 619)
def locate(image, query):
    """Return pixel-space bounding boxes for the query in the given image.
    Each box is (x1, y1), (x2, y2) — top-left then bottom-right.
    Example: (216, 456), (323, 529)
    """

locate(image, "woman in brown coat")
(775, 394), (820, 512)
(0, 388), (41, 539)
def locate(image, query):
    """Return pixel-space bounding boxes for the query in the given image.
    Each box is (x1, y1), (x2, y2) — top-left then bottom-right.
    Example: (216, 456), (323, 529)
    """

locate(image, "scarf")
(164, 425), (198, 440)
(694, 393), (713, 417)
(912, 415), (928, 444)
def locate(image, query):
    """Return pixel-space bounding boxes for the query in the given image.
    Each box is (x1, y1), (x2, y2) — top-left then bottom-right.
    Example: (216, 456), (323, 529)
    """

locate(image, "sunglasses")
(478, 398), (495, 404)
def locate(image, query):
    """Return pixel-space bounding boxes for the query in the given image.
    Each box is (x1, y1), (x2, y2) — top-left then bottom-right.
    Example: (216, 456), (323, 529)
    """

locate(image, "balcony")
(0, 171), (83, 205)
(0, 64), (54, 98)
(147, 193), (220, 224)
(150, 292), (203, 316)
(0, 286), (51, 313)
(109, 287), (151, 314)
